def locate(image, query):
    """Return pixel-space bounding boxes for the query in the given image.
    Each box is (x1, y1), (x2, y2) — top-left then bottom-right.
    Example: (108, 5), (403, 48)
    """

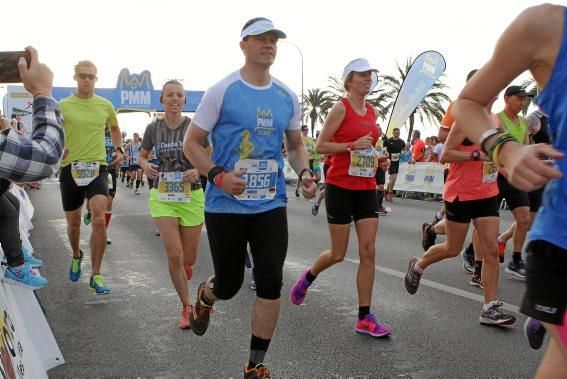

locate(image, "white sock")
(414, 261), (424, 275)
(483, 301), (498, 311)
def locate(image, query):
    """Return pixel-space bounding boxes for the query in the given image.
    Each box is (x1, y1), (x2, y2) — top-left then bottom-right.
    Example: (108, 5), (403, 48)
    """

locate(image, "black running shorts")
(325, 183), (378, 225)
(444, 196), (499, 224)
(205, 207), (288, 301)
(528, 187), (544, 213)
(375, 168), (386, 185)
(388, 161), (400, 175)
(520, 240), (567, 324)
(497, 174), (529, 211)
(128, 164), (142, 172)
(59, 164), (108, 212)
(108, 168), (117, 197)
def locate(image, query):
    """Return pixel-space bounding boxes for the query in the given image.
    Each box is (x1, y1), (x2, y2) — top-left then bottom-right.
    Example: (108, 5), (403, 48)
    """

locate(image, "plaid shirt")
(0, 96), (64, 182)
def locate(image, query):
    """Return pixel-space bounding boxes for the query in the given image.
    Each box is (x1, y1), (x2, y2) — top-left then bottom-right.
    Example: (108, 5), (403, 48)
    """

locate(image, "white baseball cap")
(241, 18), (287, 39)
(342, 58), (379, 81)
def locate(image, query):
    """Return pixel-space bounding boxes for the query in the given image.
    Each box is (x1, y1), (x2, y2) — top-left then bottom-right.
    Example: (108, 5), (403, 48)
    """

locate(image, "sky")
(1, 0), (548, 139)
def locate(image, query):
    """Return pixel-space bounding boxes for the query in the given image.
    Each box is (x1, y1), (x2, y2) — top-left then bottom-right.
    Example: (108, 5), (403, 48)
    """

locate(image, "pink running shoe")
(290, 269), (312, 305)
(355, 314), (391, 337)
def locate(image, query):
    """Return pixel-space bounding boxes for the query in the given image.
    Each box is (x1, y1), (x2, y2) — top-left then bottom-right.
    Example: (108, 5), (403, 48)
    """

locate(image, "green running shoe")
(89, 274), (111, 295)
(69, 250), (84, 282)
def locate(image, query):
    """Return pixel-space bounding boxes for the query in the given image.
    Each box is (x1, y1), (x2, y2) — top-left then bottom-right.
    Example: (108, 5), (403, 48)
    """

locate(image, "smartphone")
(0, 51), (31, 83)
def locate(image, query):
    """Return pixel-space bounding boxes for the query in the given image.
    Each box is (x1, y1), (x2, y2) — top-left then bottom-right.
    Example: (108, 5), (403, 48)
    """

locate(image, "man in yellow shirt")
(59, 60), (123, 294)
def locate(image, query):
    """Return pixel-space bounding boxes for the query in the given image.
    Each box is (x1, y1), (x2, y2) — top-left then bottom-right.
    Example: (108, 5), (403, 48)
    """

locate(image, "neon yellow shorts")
(149, 188), (204, 227)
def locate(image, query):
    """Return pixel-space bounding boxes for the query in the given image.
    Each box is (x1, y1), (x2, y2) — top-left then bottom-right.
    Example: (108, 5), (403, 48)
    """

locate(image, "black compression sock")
(513, 252), (522, 264)
(474, 260), (483, 276)
(305, 270), (317, 283)
(249, 335), (271, 368)
(358, 306), (371, 320)
(135, 180), (141, 189)
(377, 190), (384, 208)
(465, 242), (475, 256)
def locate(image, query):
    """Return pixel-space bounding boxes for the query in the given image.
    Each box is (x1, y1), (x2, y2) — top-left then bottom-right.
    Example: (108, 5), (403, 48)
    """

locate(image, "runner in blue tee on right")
(183, 17), (316, 378)
(452, 4), (567, 376)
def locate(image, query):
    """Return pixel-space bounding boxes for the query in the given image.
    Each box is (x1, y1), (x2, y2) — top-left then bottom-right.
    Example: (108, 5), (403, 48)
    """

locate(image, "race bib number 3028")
(158, 171), (191, 202)
(234, 159), (278, 200)
(71, 162), (100, 186)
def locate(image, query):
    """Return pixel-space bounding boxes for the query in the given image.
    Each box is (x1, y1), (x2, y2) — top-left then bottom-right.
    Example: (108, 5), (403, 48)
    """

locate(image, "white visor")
(342, 58), (379, 81)
(241, 19), (286, 39)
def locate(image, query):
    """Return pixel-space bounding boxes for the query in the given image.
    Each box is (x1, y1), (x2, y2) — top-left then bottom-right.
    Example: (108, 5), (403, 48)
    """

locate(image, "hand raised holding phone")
(18, 46), (53, 97)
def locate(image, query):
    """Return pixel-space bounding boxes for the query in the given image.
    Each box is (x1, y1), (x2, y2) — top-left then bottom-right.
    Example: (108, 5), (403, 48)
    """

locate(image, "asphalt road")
(27, 178), (544, 378)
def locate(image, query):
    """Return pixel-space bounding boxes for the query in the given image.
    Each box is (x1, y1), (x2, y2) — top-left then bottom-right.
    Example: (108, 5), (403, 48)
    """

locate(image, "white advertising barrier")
(283, 159), (296, 181)
(392, 162), (445, 195)
(283, 159), (326, 182)
(0, 185), (65, 377)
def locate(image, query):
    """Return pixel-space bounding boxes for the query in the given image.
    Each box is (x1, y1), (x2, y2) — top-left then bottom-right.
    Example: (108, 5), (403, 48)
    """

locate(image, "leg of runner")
(536, 324), (567, 378)
(311, 188), (325, 216)
(304, 224), (349, 283)
(65, 208), (83, 260)
(154, 217), (200, 329)
(180, 223), (202, 282)
(406, 220), (470, 294)
(134, 168), (143, 194)
(507, 206), (530, 278)
(472, 217), (499, 303)
(87, 194), (110, 293)
(473, 216), (516, 325)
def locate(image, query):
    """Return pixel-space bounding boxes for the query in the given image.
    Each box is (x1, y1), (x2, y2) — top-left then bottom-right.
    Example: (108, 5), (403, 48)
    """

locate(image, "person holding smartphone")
(0, 46), (63, 289)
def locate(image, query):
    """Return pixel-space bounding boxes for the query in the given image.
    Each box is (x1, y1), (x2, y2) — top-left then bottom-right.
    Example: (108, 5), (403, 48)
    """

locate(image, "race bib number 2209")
(234, 159), (278, 200)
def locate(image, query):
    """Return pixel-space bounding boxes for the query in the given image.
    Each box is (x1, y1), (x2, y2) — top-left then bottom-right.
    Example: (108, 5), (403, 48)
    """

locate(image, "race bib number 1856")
(234, 159), (278, 200)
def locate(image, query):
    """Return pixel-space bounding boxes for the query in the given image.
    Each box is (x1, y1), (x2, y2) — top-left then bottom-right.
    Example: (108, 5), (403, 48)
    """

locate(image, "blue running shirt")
(530, 6), (567, 249)
(192, 70), (301, 214)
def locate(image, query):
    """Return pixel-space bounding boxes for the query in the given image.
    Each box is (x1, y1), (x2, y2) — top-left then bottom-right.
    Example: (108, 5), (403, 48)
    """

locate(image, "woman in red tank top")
(290, 58), (391, 337)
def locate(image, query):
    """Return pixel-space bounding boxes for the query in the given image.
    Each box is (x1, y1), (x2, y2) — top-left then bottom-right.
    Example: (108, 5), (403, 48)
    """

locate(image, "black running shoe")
(524, 317), (546, 350)
(421, 223), (436, 251)
(189, 282), (214, 336)
(469, 273), (483, 289)
(462, 249), (475, 274)
(405, 257), (422, 294)
(479, 301), (516, 326)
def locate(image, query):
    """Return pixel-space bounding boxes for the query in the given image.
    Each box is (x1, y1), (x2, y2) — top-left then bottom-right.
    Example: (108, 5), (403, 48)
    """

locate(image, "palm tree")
(121, 131), (127, 143)
(302, 88), (334, 137)
(382, 57), (451, 141)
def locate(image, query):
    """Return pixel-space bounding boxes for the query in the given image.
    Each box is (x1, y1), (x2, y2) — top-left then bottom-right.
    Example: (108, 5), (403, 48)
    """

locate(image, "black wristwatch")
(114, 147), (124, 154)
(471, 151), (480, 161)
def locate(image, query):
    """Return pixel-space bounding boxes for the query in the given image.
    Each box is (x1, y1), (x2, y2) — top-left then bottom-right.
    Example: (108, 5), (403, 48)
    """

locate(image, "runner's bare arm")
(285, 129), (310, 175)
(440, 124), (474, 164)
(453, 4), (563, 190)
(139, 148), (158, 179)
(109, 124), (122, 149)
(315, 102), (346, 154)
(184, 122), (213, 174)
(285, 128), (316, 198)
